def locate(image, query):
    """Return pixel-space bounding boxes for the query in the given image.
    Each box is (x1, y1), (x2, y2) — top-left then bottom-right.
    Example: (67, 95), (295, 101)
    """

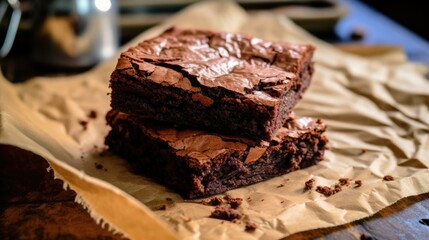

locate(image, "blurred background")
(1, 0), (428, 82)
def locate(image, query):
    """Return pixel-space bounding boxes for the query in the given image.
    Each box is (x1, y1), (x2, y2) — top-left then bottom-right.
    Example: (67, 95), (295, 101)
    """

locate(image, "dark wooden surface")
(1, 0), (429, 239)
(0, 145), (123, 240)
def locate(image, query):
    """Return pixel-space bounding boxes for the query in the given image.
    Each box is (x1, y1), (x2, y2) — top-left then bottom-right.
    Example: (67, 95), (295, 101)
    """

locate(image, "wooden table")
(1, 0), (429, 239)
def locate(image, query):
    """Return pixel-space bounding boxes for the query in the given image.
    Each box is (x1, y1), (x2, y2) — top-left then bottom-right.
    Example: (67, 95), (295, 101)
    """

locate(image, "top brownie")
(110, 27), (315, 140)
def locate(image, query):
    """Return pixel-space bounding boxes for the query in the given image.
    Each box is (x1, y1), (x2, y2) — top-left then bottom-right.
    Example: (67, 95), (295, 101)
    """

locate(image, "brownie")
(105, 110), (328, 199)
(110, 27), (315, 140)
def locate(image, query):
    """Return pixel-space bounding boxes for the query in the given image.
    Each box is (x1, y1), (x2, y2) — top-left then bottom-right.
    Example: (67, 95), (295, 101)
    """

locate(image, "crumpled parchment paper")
(1, 1), (429, 239)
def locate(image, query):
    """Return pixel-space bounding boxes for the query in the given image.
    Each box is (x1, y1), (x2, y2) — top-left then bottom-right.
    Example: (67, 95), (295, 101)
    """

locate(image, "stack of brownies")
(105, 28), (328, 199)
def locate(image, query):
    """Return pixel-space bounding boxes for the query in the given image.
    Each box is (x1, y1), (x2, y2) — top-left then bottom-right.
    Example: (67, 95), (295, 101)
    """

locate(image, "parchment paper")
(1, 1), (429, 239)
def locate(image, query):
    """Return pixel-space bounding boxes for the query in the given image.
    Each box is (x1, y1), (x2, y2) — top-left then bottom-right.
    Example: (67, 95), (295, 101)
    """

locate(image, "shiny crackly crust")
(113, 27), (315, 107)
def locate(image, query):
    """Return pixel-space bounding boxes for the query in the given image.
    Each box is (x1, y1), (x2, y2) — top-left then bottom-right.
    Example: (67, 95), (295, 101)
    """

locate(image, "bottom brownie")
(105, 110), (328, 199)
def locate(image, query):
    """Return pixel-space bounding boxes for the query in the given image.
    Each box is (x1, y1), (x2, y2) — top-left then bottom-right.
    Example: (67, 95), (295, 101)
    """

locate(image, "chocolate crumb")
(355, 180), (362, 188)
(360, 233), (375, 240)
(224, 196), (242, 209)
(280, 200), (285, 203)
(210, 206), (243, 221)
(232, 219), (241, 224)
(334, 184), (342, 193)
(383, 175), (394, 181)
(158, 204), (168, 210)
(201, 196), (223, 206)
(304, 178), (315, 191)
(261, 199), (264, 202)
(277, 184), (285, 188)
(79, 120), (88, 130)
(166, 197), (173, 201)
(316, 186), (336, 197)
(94, 163), (103, 170)
(88, 110), (98, 119)
(338, 178), (351, 186)
(107, 93), (110, 95)
(245, 221), (257, 231)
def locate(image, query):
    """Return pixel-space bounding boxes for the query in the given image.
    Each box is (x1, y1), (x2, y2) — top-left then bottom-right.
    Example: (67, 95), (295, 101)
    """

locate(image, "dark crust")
(110, 28), (315, 140)
(105, 110), (328, 199)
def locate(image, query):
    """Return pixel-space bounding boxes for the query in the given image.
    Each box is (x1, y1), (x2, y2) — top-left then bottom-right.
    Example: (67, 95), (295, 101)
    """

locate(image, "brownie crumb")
(304, 178), (315, 191)
(210, 206), (243, 221)
(360, 233), (375, 240)
(88, 110), (98, 119)
(334, 184), (342, 193)
(355, 180), (362, 188)
(338, 178), (351, 186)
(224, 196), (242, 209)
(158, 204), (168, 210)
(79, 120), (88, 130)
(316, 186), (336, 197)
(230, 199), (243, 209)
(277, 184), (285, 188)
(202, 196), (223, 206)
(245, 221), (257, 231)
(280, 200), (285, 203)
(232, 219), (241, 224)
(383, 175), (394, 181)
(94, 163), (103, 170)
